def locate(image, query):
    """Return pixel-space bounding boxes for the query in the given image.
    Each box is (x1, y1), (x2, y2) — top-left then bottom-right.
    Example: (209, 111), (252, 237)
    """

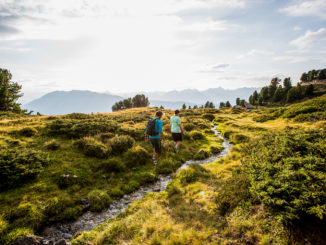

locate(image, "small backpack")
(146, 118), (158, 136)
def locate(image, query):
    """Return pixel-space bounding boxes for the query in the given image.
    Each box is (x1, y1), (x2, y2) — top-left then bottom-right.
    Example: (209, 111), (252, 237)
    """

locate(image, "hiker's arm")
(179, 124), (185, 135)
(160, 132), (165, 140)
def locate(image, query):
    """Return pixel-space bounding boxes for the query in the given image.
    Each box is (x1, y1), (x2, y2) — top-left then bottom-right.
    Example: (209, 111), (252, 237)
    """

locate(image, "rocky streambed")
(39, 125), (231, 244)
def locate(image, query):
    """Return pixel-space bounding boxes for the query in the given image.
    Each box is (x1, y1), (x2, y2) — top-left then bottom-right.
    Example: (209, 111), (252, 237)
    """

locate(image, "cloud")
(290, 28), (326, 49)
(280, 0), (326, 19)
(237, 49), (274, 59)
(198, 63), (230, 73)
(0, 24), (19, 35)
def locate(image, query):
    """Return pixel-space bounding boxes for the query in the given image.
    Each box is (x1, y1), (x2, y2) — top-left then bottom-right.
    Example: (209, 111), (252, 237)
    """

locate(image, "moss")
(124, 145), (150, 167)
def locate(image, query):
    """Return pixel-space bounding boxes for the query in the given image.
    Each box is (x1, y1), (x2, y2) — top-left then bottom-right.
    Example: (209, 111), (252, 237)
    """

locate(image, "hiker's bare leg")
(175, 141), (181, 149)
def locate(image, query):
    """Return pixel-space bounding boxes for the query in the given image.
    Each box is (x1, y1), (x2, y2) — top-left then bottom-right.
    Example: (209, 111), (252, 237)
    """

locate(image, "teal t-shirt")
(170, 116), (181, 133)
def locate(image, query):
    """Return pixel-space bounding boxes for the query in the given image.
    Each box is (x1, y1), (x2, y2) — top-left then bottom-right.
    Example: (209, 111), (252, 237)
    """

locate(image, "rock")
(80, 198), (90, 211)
(55, 240), (68, 245)
(198, 149), (208, 157)
(11, 236), (44, 245)
(62, 233), (72, 239)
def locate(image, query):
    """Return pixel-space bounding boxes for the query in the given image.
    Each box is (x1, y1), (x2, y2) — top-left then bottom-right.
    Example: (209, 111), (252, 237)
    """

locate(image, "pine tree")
(219, 102), (225, 108)
(236, 98), (240, 105)
(225, 101), (231, 108)
(182, 103), (186, 110)
(0, 69), (23, 112)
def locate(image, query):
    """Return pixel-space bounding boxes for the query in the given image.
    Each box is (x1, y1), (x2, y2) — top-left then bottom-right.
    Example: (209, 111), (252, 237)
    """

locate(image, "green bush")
(202, 113), (215, 121)
(9, 202), (44, 230)
(124, 145), (150, 167)
(0, 149), (49, 190)
(253, 115), (276, 123)
(210, 146), (223, 154)
(194, 149), (209, 160)
(246, 130), (326, 222)
(56, 174), (79, 189)
(44, 196), (74, 220)
(204, 129), (214, 134)
(100, 132), (115, 143)
(123, 180), (140, 194)
(0, 215), (8, 236)
(215, 170), (251, 216)
(230, 133), (249, 144)
(109, 186), (124, 198)
(99, 158), (126, 173)
(136, 172), (157, 185)
(75, 137), (110, 158)
(45, 118), (118, 138)
(88, 190), (112, 212)
(18, 127), (38, 137)
(177, 164), (209, 185)
(190, 131), (205, 140)
(44, 139), (60, 150)
(155, 158), (182, 174)
(183, 123), (195, 131)
(109, 135), (135, 155)
(222, 130), (234, 139)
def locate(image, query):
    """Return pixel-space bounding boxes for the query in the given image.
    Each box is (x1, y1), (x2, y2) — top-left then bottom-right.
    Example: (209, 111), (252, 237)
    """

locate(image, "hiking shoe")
(153, 161), (158, 166)
(152, 155), (155, 161)
(173, 146), (179, 153)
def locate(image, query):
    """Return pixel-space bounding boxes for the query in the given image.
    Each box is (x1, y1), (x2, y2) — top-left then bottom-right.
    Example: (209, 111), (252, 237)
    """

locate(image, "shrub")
(194, 149), (209, 160)
(100, 132), (115, 143)
(136, 172), (158, 185)
(210, 146), (223, 154)
(0, 149), (49, 190)
(44, 196), (74, 219)
(109, 186), (124, 198)
(18, 127), (37, 137)
(202, 113), (215, 121)
(204, 129), (214, 134)
(190, 131), (205, 140)
(183, 123), (195, 131)
(215, 170), (251, 216)
(177, 164), (209, 185)
(230, 133), (249, 144)
(124, 145), (150, 167)
(44, 139), (60, 150)
(75, 137), (110, 158)
(109, 135), (135, 155)
(88, 190), (112, 212)
(155, 158), (181, 174)
(246, 130), (326, 222)
(99, 158), (126, 173)
(222, 130), (234, 139)
(123, 180), (140, 194)
(56, 174), (79, 189)
(253, 115), (276, 123)
(45, 118), (119, 138)
(9, 202), (44, 230)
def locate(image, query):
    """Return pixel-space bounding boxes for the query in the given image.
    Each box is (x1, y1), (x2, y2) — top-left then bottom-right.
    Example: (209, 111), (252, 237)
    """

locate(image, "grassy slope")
(0, 108), (221, 244)
(73, 96), (326, 245)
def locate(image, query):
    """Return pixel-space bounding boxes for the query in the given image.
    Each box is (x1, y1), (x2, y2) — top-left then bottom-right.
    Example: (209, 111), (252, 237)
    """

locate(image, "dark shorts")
(172, 133), (182, 142)
(150, 138), (161, 154)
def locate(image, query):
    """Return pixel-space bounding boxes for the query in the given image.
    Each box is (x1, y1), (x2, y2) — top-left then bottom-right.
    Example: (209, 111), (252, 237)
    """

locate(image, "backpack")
(147, 118), (158, 136)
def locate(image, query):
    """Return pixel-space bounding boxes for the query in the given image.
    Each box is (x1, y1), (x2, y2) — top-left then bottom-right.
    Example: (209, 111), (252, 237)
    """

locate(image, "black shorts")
(150, 138), (161, 154)
(172, 133), (182, 142)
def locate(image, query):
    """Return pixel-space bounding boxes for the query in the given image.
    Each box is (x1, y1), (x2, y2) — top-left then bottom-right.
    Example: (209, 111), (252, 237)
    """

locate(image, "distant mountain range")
(23, 87), (259, 115)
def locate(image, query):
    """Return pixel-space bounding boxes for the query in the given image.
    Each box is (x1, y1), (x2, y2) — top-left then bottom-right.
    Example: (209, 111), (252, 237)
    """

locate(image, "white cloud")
(280, 0), (326, 19)
(290, 28), (326, 49)
(237, 49), (274, 59)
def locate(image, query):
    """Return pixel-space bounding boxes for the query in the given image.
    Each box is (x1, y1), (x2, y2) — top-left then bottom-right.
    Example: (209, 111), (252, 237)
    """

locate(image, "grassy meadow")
(1, 95), (326, 244)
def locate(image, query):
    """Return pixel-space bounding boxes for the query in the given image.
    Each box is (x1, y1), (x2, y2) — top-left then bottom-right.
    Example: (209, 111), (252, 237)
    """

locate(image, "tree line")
(112, 94), (150, 112)
(301, 68), (326, 82)
(248, 76), (314, 105)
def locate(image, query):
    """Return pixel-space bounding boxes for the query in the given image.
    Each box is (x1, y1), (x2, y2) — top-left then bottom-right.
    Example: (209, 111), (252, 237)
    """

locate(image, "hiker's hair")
(175, 110), (180, 115)
(155, 111), (163, 118)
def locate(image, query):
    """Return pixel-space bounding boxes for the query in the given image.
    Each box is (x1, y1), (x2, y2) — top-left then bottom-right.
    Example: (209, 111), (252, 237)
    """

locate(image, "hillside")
(1, 95), (326, 244)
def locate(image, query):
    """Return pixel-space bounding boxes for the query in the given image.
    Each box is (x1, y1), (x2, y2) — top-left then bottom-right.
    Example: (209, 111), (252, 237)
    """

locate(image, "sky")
(0, 0), (326, 103)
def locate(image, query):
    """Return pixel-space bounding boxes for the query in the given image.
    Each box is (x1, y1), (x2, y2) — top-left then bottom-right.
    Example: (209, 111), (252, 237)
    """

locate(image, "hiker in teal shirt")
(145, 111), (164, 165)
(170, 110), (185, 153)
